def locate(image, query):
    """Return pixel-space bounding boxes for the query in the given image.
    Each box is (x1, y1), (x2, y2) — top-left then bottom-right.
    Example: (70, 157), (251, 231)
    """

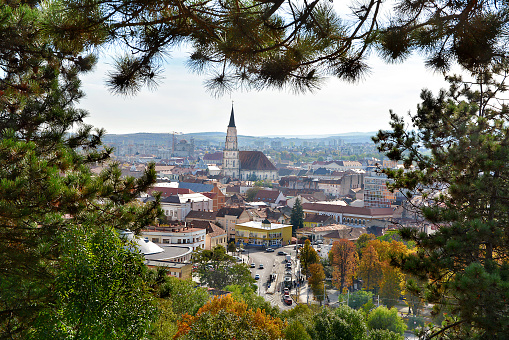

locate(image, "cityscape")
(2, 1), (506, 339)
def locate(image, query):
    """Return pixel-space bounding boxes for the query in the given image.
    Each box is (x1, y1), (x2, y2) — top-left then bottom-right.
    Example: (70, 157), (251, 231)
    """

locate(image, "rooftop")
(237, 221), (292, 230)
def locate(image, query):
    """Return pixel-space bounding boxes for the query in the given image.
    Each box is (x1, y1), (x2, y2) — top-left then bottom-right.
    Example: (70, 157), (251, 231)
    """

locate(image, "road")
(239, 245), (301, 310)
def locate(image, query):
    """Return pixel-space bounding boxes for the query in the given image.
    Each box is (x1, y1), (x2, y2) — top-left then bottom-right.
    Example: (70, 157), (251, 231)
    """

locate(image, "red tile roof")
(239, 151), (277, 171)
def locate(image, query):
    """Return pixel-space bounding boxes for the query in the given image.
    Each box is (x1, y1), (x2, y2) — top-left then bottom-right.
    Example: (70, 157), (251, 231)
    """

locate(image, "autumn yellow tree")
(357, 244), (383, 292)
(329, 239), (359, 292)
(174, 295), (284, 340)
(308, 263), (326, 305)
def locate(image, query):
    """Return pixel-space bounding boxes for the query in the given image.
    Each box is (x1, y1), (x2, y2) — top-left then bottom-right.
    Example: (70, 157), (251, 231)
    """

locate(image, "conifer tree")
(290, 198), (304, 234)
(373, 64), (509, 337)
(0, 2), (160, 337)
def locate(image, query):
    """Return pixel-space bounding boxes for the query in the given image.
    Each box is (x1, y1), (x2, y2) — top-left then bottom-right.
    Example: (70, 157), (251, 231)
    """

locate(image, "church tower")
(222, 105), (240, 178)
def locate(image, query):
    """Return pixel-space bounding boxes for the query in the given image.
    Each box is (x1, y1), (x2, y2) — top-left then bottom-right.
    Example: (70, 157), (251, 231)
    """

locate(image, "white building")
(160, 193), (213, 221)
(141, 224), (206, 251)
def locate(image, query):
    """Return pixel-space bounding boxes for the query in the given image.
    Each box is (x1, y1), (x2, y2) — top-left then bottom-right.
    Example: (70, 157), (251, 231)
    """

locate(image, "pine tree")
(290, 198), (304, 235)
(373, 65), (509, 337)
(0, 2), (160, 337)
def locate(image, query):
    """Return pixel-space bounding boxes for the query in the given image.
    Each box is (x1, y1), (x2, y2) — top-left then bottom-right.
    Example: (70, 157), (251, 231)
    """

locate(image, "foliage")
(374, 68), (509, 336)
(366, 329), (404, 340)
(29, 227), (156, 340)
(356, 233), (376, 257)
(329, 239), (359, 292)
(300, 239), (320, 276)
(378, 264), (405, 309)
(284, 320), (312, 340)
(357, 245), (383, 292)
(193, 245), (254, 289)
(254, 180), (273, 188)
(347, 290), (374, 311)
(406, 316), (425, 331)
(246, 187), (261, 202)
(309, 263), (326, 303)
(174, 295), (285, 340)
(290, 198), (304, 234)
(225, 284), (280, 318)
(367, 306), (407, 335)
(310, 305), (367, 340)
(0, 2), (159, 336)
(156, 277), (209, 317)
(228, 241), (236, 253)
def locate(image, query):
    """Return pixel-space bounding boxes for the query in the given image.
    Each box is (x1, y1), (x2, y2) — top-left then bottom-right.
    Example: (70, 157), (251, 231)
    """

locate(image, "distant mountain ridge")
(102, 131), (377, 146)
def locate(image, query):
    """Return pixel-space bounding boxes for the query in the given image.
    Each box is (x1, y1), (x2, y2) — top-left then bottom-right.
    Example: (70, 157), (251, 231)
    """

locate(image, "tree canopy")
(374, 66), (509, 336)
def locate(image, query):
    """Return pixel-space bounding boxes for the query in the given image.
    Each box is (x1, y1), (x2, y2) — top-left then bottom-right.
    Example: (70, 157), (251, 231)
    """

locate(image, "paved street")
(238, 244), (301, 310)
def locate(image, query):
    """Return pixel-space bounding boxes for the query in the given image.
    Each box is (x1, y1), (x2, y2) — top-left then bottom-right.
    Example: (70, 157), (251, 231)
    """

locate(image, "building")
(222, 106), (278, 181)
(363, 170), (397, 208)
(235, 219), (292, 248)
(141, 224), (206, 251)
(156, 193), (213, 221)
(188, 220), (228, 250)
(215, 207), (251, 240)
(253, 189), (286, 208)
(302, 202), (394, 227)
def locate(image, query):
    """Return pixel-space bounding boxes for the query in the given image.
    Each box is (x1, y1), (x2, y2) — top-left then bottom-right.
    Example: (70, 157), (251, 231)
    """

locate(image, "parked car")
(266, 247), (275, 252)
(250, 263), (256, 268)
(254, 274), (260, 280)
(277, 251), (285, 256)
(259, 263), (264, 269)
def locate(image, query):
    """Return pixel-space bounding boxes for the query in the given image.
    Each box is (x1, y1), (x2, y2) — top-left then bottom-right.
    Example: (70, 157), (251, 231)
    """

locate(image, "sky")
(79, 48), (450, 138)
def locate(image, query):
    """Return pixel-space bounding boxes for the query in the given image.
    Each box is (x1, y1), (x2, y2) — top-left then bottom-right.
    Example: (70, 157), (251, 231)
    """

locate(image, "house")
(303, 214), (335, 228)
(215, 207), (251, 240)
(253, 189), (286, 208)
(184, 210), (218, 223)
(302, 202), (394, 227)
(187, 220), (228, 250)
(322, 226), (367, 244)
(295, 224), (365, 243)
(235, 220), (292, 248)
(141, 224), (206, 251)
(153, 193), (213, 222)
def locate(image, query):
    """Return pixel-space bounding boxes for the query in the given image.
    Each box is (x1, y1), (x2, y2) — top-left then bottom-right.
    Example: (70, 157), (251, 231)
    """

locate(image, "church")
(222, 107), (278, 181)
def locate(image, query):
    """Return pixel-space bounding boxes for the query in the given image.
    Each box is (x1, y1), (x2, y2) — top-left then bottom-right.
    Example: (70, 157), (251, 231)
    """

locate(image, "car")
(283, 288), (289, 294)
(265, 248), (274, 252)
(237, 248), (246, 252)
(259, 263), (264, 269)
(277, 251), (285, 256)
(250, 263), (255, 268)
(254, 274), (260, 280)
(283, 296), (292, 305)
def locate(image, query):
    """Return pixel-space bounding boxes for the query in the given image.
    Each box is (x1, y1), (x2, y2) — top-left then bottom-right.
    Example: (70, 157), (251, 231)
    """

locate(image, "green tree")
(347, 290), (373, 311)
(0, 2), (160, 336)
(284, 320), (312, 340)
(311, 305), (367, 340)
(245, 186), (261, 202)
(290, 198), (304, 234)
(300, 239), (320, 277)
(367, 306), (407, 335)
(30, 227), (156, 340)
(367, 329), (404, 340)
(227, 241), (237, 254)
(193, 245), (254, 289)
(373, 68), (509, 336)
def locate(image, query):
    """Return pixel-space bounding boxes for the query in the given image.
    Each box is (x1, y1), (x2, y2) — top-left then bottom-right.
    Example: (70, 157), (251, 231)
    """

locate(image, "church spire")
(228, 105), (236, 128)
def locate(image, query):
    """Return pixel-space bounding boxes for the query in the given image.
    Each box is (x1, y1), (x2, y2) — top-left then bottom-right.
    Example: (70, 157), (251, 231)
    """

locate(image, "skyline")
(80, 52), (450, 137)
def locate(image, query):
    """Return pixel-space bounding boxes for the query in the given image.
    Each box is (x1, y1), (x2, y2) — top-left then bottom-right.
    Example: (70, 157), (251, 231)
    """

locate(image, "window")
(152, 238), (159, 243)
(163, 239), (170, 244)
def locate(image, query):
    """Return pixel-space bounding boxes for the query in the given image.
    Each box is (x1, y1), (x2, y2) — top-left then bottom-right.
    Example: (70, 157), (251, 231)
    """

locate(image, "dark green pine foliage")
(373, 65), (509, 338)
(291, 198), (304, 234)
(0, 2), (160, 338)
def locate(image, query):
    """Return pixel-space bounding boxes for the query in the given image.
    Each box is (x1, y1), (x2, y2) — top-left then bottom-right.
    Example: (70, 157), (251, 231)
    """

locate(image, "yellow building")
(235, 219), (292, 248)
